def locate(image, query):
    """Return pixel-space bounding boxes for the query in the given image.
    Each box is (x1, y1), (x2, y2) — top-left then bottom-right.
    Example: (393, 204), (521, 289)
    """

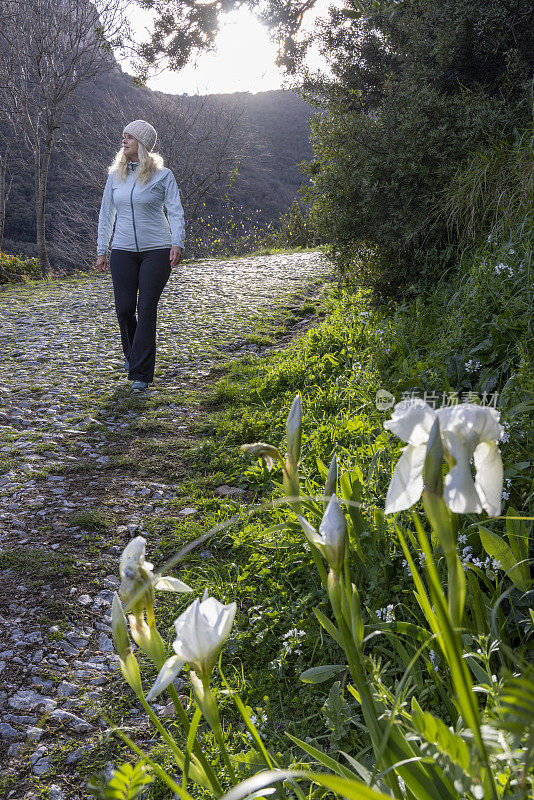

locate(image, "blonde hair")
(109, 140), (164, 184)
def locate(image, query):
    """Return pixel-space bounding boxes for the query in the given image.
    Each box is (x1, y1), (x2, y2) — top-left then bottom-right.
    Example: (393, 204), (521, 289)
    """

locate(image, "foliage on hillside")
(441, 125), (534, 257)
(0, 252), (41, 284)
(192, 197), (323, 258)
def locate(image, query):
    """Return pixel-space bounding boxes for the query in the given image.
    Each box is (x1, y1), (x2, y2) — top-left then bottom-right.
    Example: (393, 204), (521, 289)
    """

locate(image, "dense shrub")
(298, 0), (533, 296)
(0, 252), (41, 284)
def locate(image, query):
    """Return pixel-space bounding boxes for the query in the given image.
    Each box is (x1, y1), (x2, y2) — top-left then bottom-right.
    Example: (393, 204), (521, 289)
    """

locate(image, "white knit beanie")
(123, 119), (157, 152)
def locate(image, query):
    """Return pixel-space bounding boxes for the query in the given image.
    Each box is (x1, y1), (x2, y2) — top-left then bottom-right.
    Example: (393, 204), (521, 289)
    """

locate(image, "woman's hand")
(96, 255), (107, 272)
(170, 246), (183, 268)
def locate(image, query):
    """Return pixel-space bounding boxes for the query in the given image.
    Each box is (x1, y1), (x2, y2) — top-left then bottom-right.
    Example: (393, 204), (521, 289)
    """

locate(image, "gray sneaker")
(131, 380), (148, 392)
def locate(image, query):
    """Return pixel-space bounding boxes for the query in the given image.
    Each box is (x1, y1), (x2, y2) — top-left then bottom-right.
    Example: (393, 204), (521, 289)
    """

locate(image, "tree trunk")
(35, 138), (52, 278)
(0, 153), (6, 251)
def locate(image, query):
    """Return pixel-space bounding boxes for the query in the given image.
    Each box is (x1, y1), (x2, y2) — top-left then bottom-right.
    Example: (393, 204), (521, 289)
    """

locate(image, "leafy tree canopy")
(298, 0), (533, 295)
(130, 0), (533, 85)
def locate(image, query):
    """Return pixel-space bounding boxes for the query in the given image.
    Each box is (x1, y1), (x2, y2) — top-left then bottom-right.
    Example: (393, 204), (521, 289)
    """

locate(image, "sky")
(125, 0), (339, 96)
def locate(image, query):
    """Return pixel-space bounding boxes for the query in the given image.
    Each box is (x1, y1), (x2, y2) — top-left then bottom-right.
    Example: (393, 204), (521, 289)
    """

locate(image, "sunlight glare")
(147, 7), (286, 95)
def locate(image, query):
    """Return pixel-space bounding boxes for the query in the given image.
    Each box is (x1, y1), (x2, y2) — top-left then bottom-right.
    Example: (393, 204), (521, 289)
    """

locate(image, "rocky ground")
(0, 249), (331, 799)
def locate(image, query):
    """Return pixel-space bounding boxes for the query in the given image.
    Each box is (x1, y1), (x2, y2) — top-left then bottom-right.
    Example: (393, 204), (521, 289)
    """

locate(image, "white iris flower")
(297, 494), (347, 572)
(147, 593), (237, 700)
(384, 400), (504, 517)
(119, 536), (192, 613)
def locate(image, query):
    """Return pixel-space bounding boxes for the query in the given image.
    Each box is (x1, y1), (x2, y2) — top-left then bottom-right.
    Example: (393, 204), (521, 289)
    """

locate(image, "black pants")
(110, 248), (171, 383)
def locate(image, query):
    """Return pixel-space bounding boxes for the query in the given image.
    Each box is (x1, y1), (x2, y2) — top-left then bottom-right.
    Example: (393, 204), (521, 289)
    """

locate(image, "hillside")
(1, 65), (318, 270)
(215, 88), (319, 220)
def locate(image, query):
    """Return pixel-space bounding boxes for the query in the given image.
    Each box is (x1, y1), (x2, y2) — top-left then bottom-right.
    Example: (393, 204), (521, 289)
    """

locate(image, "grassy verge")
(77, 251), (532, 796)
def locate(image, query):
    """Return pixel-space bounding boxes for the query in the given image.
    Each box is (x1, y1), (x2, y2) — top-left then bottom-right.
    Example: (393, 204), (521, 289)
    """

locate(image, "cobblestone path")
(0, 250), (330, 798)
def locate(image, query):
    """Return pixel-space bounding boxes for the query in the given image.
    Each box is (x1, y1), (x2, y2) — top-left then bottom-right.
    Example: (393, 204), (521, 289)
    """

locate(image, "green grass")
(71, 508), (113, 530)
(0, 547), (75, 578)
(153, 243), (531, 741)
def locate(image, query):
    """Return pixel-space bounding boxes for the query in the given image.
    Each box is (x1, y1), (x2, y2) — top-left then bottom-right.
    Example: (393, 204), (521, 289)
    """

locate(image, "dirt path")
(0, 250), (331, 799)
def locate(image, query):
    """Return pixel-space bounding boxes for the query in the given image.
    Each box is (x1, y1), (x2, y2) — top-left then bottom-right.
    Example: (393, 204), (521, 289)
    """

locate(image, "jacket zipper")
(130, 179), (139, 251)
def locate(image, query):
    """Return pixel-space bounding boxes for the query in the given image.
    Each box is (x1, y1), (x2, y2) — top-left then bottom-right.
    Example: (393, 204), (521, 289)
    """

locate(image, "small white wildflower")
(492, 559), (502, 571)
(429, 650), (439, 667)
(464, 359), (481, 373)
(500, 422), (511, 444)
(458, 534), (467, 545)
(460, 546), (474, 570)
(494, 262), (513, 276)
(376, 604), (395, 622)
(283, 628), (305, 639)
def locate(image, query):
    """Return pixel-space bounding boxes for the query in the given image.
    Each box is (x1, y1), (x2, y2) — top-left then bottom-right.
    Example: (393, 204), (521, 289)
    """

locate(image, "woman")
(96, 119), (185, 392)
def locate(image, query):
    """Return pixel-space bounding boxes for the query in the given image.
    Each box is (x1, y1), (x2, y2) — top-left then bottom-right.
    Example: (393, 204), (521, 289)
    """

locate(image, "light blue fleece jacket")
(97, 162), (185, 256)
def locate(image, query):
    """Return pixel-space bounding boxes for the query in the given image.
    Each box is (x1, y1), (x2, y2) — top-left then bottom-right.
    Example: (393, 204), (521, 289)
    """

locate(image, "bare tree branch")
(0, 0), (131, 275)
(52, 86), (256, 266)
